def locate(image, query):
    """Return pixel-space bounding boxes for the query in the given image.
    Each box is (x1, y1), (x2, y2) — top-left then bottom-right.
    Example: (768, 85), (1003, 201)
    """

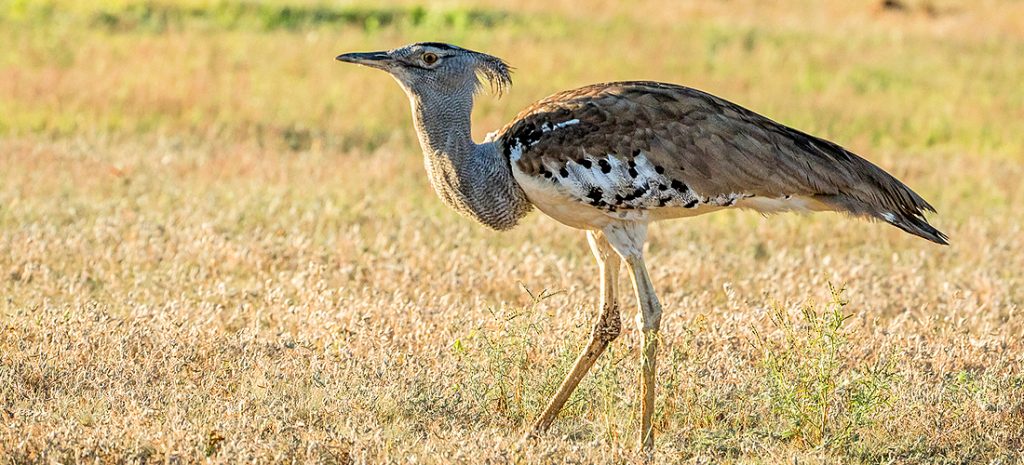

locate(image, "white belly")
(512, 163), (621, 230)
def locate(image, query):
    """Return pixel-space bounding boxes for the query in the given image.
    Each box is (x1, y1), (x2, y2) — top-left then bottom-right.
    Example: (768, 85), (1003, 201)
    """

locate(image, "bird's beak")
(335, 51), (392, 70)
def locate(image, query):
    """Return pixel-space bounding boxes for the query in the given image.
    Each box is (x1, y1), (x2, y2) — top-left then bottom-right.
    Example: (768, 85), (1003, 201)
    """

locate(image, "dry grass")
(1, 0), (1023, 463)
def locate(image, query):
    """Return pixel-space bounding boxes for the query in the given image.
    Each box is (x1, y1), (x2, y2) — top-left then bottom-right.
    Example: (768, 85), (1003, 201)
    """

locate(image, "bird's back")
(498, 81), (947, 244)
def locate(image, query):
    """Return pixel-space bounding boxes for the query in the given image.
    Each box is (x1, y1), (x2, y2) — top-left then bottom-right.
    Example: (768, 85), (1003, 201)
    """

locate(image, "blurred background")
(1, 0), (1022, 463)
(3, 0), (1023, 153)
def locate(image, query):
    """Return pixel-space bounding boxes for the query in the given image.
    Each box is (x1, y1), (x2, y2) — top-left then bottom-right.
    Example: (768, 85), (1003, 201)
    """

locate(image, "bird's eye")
(422, 52), (439, 65)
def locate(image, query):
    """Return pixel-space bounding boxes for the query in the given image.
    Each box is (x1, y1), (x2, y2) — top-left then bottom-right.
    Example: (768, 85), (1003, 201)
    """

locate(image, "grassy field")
(2, 0), (1023, 463)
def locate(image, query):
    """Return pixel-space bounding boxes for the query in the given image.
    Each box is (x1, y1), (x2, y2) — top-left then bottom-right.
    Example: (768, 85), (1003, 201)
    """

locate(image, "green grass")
(753, 285), (898, 448)
(1, 0), (513, 33)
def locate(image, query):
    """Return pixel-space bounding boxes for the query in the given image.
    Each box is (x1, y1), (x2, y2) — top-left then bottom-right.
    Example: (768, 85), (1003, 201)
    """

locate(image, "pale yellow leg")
(601, 222), (662, 455)
(624, 254), (662, 454)
(526, 230), (621, 437)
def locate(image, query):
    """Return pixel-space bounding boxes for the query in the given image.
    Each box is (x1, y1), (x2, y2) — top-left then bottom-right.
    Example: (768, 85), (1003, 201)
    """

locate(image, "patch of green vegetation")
(452, 286), (581, 426)
(0, 1), (513, 33)
(752, 285), (897, 449)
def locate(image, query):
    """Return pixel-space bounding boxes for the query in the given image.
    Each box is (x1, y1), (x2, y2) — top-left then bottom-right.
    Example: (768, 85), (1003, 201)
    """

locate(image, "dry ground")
(1, 0), (1023, 463)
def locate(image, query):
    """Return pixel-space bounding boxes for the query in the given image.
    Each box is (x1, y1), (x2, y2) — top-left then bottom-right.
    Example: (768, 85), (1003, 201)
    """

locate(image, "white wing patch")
(509, 142), (524, 163)
(548, 119), (580, 131)
(540, 152), (721, 218)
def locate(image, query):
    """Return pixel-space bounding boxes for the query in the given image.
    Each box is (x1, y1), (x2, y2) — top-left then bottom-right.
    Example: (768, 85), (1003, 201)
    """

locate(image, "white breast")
(512, 162), (627, 230)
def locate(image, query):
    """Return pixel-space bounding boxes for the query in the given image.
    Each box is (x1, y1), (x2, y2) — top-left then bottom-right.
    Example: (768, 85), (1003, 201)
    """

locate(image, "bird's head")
(336, 42), (512, 100)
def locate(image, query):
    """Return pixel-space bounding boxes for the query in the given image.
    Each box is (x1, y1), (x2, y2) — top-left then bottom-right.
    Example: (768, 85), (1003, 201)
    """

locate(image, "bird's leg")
(624, 254), (662, 454)
(526, 230), (621, 437)
(602, 222), (661, 454)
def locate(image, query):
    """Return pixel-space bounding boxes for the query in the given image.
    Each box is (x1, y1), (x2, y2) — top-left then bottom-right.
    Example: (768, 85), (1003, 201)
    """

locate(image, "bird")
(336, 42), (947, 454)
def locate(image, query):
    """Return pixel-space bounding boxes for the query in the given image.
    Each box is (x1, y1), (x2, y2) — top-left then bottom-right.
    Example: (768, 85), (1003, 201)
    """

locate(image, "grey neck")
(406, 88), (532, 231)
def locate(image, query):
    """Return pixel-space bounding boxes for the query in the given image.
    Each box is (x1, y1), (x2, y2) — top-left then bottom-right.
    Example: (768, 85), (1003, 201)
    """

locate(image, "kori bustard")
(337, 42), (947, 452)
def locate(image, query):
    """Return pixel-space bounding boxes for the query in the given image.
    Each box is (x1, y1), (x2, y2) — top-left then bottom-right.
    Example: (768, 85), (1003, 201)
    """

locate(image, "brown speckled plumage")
(499, 81), (946, 244)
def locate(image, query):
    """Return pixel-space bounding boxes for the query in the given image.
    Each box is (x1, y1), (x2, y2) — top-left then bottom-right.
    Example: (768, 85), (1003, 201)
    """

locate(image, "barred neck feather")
(408, 86), (532, 231)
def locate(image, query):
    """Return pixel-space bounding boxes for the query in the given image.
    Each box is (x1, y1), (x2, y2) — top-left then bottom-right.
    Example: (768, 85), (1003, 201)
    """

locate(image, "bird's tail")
(819, 192), (948, 245)
(876, 209), (949, 245)
(811, 160), (949, 246)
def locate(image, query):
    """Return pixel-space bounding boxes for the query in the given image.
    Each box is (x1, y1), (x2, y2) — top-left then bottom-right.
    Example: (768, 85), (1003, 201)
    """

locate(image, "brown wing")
(498, 81), (947, 244)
